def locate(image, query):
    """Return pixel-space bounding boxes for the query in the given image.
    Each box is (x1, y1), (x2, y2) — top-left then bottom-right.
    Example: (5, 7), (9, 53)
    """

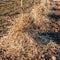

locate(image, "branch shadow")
(27, 27), (60, 45)
(48, 14), (60, 20)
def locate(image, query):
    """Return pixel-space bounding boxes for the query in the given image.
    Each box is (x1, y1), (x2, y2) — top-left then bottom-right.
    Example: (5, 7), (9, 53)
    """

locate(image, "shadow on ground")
(27, 27), (60, 45)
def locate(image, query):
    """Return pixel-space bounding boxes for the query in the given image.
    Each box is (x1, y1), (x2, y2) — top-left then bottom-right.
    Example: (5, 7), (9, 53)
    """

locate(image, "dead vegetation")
(0, 13), (60, 60)
(0, 0), (60, 60)
(31, 4), (60, 33)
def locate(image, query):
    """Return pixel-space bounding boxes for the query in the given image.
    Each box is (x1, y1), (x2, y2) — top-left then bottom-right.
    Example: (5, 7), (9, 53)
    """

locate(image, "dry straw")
(0, 1), (60, 60)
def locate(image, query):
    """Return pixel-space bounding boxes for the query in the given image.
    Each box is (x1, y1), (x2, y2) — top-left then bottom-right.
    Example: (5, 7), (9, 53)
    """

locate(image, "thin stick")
(21, 0), (23, 18)
(21, 0), (23, 7)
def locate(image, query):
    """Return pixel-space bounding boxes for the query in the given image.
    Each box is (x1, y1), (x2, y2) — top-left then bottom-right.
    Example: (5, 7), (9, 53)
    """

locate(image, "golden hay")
(0, 13), (33, 46)
(0, 3), (60, 60)
(0, 13), (41, 60)
(31, 4), (51, 20)
(30, 4), (60, 32)
(0, 13), (60, 60)
(30, 4), (51, 26)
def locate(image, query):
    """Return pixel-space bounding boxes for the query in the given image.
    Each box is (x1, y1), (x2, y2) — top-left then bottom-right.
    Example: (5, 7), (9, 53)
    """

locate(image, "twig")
(21, 0), (23, 18)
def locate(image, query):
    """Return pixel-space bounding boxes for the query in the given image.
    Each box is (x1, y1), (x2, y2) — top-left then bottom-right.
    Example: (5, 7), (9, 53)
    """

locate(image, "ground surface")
(0, 0), (60, 60)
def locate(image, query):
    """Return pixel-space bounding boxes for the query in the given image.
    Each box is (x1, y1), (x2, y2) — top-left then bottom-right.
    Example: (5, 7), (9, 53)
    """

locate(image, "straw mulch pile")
(0, 4), (60, 60)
